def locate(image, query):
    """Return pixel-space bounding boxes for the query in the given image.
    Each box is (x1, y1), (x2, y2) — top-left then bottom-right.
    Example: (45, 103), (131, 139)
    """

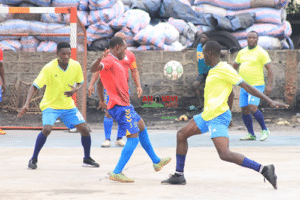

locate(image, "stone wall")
(1, 50), (299, 114)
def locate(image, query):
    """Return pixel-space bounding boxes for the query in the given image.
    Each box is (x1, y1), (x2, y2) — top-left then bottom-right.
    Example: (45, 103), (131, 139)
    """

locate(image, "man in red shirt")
(90, 36), (170, 183)
(0, 48), (6, 135)
(88, 32), (142, 148)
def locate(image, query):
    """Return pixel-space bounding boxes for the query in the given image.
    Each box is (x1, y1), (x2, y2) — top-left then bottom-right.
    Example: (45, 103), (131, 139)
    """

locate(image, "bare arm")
(64, 82), (83, 97)
(88, 73), (100, 97)
(232, 62), (240, 70)
(130, 67), (143, 98)
(264, 63), (273, 96)
(0, 62), (5, 94)
(96, 76), (107, 111)
(90, 49), (109, 73)
(17, 85), (38, 118)
(239, 81), (288, 108)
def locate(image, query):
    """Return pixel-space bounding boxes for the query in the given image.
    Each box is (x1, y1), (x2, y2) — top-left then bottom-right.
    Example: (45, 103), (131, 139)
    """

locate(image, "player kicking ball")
(161, 41), (288, 189)
(90, 37), (171, 183)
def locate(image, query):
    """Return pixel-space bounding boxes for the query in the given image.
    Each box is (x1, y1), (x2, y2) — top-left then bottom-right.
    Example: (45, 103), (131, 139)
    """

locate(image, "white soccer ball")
(164, 60), (183, 80)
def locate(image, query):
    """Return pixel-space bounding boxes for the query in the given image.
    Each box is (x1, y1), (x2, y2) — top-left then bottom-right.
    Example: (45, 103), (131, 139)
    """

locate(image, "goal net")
(0, 6), (87, 129)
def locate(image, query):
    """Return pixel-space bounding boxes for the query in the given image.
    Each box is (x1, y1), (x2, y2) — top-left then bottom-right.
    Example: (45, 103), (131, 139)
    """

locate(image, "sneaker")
(28, 158), (38, 169)
(109, 172), (134, 183)
(82, 157), (100, 168)
(262, 164), (277, 189)
(115, 139), (125, 147)
(161, 173), (186, 185)
(260, 128), (270, 141)
(153, 157), (171, 172)
(101, 139), (111, 148)
(69, 128), (78, 133)
(0, 129), (6, 135)
(240, 133), (256, 140)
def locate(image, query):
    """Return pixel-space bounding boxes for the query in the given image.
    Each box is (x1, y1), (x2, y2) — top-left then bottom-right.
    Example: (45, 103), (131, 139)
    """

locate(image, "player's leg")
(137, 118), (171, 171)
(190, 75), (201, 109)
(161, 116), (203, 185)
(239, 87), (256, 140)
(212, 137), (277, 189)
(63, 108), (99, 168)
(228, 91), (235, 128)
(115, 124), (125, 147)
(28, 108), (57, 169)
(248, 85), (269, 141)
(102, 89), (113, 147)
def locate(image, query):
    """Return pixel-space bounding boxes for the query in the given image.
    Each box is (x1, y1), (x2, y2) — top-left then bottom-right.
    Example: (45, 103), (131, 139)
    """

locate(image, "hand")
(17, 104), (29, 118)
(1, 84), (5, 94)
(264, 85), (272, 96)
(97, 101), (107, 111)
(64, 84), (77, 97)
(137, 86), (143, 98)
(88, 84), (94, 97)
(269, 100), (289, 109)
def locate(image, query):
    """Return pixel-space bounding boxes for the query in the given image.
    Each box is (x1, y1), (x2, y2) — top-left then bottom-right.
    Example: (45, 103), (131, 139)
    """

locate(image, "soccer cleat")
(101, 139), (111, 148)
(115, 139), (125, 147)
(161, 173), (186, 185)
(240, 133), (256, 140)
(262, 164), (277, 189)
(153, 157), (171, 172)
(109, 172), (134, 183)
(260, 128), (270, 141)
(28, 158), (38, 169)
(0, 129), (6, 135)
(82, 157), (100, 168)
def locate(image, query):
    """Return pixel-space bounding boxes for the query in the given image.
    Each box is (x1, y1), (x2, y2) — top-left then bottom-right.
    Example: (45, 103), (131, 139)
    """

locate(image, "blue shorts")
(193, 110), (231, 138)
(42, 108), (85, 127)
(108, 105), (141, 137)
(239, 85), (265, 107)
(104, 89), (130, 105)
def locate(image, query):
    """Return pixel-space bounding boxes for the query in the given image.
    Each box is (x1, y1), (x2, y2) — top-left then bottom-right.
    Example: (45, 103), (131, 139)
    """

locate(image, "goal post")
(0, 6), (87, 129)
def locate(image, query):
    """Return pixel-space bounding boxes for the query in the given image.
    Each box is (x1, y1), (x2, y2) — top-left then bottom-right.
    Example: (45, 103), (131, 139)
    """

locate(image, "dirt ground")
(1, 107), (300, 132)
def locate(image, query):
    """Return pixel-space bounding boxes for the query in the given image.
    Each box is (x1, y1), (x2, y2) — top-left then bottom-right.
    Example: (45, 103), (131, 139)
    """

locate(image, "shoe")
(260, 128), (270, 141)
(109, 172), (134, 183)
(115, 139), (125, 147)
(0, 129), (6, 135)
(161, 173), (186, 185)
(28, 158), (38, 169)
(153, 157), (171, 172)
(69, 128), (78, 133)
(82, 157), (99, 168)
(262, 164), (277, 189)
(101, 139), (111, 148)
(240, 133), (256, 140)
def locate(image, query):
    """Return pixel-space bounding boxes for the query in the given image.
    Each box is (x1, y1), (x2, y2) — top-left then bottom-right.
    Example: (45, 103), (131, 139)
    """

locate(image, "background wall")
(1, 49), (299, 113)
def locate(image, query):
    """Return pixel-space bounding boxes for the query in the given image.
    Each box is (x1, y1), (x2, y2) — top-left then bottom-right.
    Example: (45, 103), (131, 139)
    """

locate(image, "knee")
(177, 129), (187, 142)
(77, 124), (90, 137)
(42, 126), (52, 136)
(218, 151), (231, 162)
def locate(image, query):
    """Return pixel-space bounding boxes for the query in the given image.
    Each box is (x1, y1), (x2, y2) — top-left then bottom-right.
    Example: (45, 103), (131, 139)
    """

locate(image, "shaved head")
(114, 32), (126, 41)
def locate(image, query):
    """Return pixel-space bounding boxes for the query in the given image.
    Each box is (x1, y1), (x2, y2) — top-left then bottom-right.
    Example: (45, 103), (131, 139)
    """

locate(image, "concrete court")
(0, 129), (299, 200)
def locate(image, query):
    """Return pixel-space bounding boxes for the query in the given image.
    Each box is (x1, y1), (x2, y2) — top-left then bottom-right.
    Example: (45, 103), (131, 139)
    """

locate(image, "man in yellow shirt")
(161, 41), (288, 189)
(18, 42), (99, 169)
(233, 31), (273, 141)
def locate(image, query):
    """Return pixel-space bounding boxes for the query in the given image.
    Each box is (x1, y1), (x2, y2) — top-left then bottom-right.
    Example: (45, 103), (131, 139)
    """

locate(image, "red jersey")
(119, 50), (137, 82)
(100, 53), (130, 109)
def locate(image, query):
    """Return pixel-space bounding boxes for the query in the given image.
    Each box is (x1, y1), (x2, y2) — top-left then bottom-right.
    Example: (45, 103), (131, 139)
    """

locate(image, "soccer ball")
(164, 60), (183, 80)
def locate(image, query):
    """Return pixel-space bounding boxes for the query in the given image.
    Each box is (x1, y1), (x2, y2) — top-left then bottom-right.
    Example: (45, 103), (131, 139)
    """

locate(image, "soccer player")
(90, 37), (170, 183)
(161, 41), (288, 189)
(0, 47), (6, 135)
(233, 31), (274, 141)
(17, 42), (99, 169)
(88, 32), (143, 148)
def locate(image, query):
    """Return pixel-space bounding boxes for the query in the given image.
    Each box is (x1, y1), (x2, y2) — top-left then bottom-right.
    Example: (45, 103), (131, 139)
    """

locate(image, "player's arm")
(88, 73), (100, 97)
(90, 49), (109, 73)
(232, 62), (240, 70)
(65, 82), (83, 97)
(264, 63), (273, 96)
(239, 81), (288, 109)
(17, 85), (38, 118)
(96, 76), (107, 111)
(0, 61), (5, 94)
(130, 67), (143, 98)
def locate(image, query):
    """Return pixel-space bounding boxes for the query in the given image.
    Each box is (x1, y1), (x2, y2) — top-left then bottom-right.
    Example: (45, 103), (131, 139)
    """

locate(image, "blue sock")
(32, 132), (47, 160)
(81, 135), (91, 159)
(104, 116), (113, 140)
(253, 110), (267, 130)
(241, 157), (261, 172)
(116, 125), (122, 140)
(139, 127), (160, 164)
(176, 154), (186, 172)
(242, 114), (255, 136)
(113, 137), (139, 174)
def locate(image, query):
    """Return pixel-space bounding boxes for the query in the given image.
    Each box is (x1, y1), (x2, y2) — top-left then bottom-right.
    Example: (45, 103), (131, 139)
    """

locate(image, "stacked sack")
(193, 0), (292, 49)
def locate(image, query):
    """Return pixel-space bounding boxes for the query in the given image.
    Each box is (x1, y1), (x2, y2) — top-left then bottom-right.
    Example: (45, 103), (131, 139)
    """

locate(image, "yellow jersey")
(33, 58), (84, 111)
(235, 45), (271, 86)
(202, 62), (243, 121)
